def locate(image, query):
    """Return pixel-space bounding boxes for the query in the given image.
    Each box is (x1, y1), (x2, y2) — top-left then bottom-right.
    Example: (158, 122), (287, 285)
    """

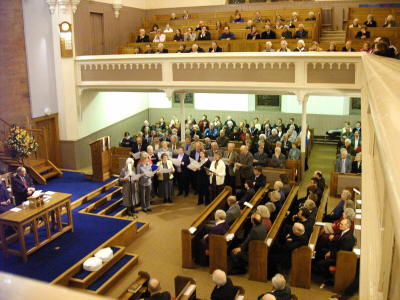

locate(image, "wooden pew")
(175, 275), (196, 300)
(333, 250), (358, 293)
(329, 172), (361, 197)
(118, 271), (150, 300)
(181, 186), (232, 268)
(235, 285), (245, 300)
(262, 167), (294, 185)
(209, 183), (269, 273)
(247, 185), (299, 282)
(290, 188), (329, 288)
(285, 160), (301, 182)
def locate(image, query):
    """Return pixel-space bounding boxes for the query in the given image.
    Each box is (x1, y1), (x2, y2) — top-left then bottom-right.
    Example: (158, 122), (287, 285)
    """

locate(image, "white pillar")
(179, 93), (186, 143)
(298, 92), (308, 178)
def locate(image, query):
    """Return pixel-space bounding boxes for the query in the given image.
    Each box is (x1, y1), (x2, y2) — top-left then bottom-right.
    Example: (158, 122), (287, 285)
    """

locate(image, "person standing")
(174, 147), (190, 196)
(157, 153), (175, 203)
(137, 152), (153, 212)
(209, 151), (226, 200)
(197, 151), (211, 205)
(119, 158), (140, 216)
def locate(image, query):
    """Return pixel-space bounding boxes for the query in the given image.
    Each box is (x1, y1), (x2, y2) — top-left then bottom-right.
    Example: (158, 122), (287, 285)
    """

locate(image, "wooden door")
(32, 114), (61, 166)
(90, 12), (105, 55)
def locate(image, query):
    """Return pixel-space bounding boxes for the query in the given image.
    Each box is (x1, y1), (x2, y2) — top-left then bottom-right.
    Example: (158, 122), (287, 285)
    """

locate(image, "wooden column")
(299, 94), (308, 179)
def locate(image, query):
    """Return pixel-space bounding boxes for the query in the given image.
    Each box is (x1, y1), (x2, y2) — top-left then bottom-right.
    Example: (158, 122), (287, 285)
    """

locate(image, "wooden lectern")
(89, 136), (111, 182)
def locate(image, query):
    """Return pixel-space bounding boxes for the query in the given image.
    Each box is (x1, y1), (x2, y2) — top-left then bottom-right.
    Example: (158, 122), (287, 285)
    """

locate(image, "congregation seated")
(209, 41), (223, 52)
(257, 205), (272, 233)
(323, 189), (353, 223)
(355, 25), (370, 39)
(364, 14), (377, 27)
(271, 147), (286, 169)
(313, 218), (356, 286)
(211, 269), (238, 300)
(258, 273), (293, 300)
(120, 131), (133, 147)
(261, 25), (276, 39)
(229, 212), (268, 274)
(335, 149), (353, 173)
(226, 195), (240, 225)
(136, 28), (150, 43)
(219, 26), (235, 40)
(383, 14), (397, 28)
(269, 223), (308, 275)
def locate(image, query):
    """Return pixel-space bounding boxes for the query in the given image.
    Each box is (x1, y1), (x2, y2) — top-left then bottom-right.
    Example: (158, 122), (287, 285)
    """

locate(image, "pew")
(262, 167), (295, 185)
(329, 172), (361, 197)
(208, 183), (269, 273)
(285, 160), (301, 182)
(247, 185), (299, 282)
(175, 275), (197, 300)
(235, 285), (245, 300)
(118, 271), (150, 300)
(181, 186), (232, 268)
(290, 188), (329, 288)
(333, 250), (358, 293)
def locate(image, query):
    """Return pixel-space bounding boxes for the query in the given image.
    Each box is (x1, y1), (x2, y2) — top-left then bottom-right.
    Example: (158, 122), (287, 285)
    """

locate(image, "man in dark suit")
(211, 269), (238, 300)
(313, 219), (356, 285)
(155, 43), (168, 53)
(281, 134), (292, 157)
(261, 25), (277, 39)
(352, 153), (362, 173)
(197, 26), (211, 40)
(143, 278), (171, 300)
(269, 223), (308, 274)
(335, 149), (353, 173)
(174, 147), (190, 196)
(131, 136), (148, 154)
(136, 29), (150, 43)
(258, 273), (292, 300)
(252, 166), (266, 192)
(209, 42), (223, 52)
(11, 167), (35, 206)
(238, 180), (255, 207)
(229, 213), (268, 274)
(223, 143), (239, 194)
(294, 24), (308, 39)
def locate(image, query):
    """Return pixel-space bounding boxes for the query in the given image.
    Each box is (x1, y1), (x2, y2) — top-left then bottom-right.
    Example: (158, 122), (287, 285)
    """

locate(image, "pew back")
(181, 186), (232, 268)
(290, 188), (329, 288)
(175, 275), (196, 300)
(208, 183), (269, 273)
(248, 185), (299, 281)
(329, 172), (361, 197)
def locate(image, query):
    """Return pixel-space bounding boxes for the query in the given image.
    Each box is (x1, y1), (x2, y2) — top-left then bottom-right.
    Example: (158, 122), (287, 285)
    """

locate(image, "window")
(350, 97), (361, 114)
(256, 95), (281, 110)
(173, 93), (194, 104)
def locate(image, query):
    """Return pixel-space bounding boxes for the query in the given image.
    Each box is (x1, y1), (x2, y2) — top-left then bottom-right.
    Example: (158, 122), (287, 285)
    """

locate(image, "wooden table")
(0, 192), (73, 262)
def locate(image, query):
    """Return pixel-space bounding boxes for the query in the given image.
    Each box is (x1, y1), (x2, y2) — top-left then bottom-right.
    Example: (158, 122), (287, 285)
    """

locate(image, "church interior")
(1, 0), (400, 300)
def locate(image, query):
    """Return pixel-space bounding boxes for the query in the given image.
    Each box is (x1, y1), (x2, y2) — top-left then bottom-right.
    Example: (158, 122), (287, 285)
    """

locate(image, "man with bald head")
(269, 223), (308, 275)
(234, 145), (254, 189)
(211, 269), (237, 300)
(261, 294), (276, 300)
(11, 166), (35, 205)
(141, 278), (170, 300)
(229, 212), (268, 274)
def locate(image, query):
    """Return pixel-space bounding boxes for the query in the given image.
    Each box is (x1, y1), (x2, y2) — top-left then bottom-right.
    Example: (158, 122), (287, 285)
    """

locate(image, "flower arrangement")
(6, 125), (39, 159)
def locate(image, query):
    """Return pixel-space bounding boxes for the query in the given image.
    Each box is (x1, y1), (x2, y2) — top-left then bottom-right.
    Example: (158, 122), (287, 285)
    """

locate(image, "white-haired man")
(335, 149), (352, 173)
(258, 273), (292, 300)
(11, 166), (35, 206)
(211, 269), (237, 300)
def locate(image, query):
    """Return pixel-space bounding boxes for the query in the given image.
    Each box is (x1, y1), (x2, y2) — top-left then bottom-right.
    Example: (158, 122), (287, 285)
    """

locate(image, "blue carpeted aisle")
(35, 170), (116, 201)
(0, 171), (143, 282)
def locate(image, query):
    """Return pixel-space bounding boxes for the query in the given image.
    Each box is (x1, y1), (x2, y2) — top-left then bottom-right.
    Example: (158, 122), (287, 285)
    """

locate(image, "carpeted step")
(107, 203), (126, 216)
(76, 187), (120, 211)
(86, 252), (139, 294)
(91, 196), (121, 214)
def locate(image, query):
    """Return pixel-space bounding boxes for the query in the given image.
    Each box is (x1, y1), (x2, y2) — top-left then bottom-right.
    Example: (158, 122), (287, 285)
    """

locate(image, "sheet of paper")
(160, 168), (173, 174)
(171, 158), (181, 166)
(309, 243), (315, 251)
(266, 238), (272, 247)
(353, 188), (361, 195)
(45, 191), (55, 195)
(188, 227), (197, 234)
(10, 207), (22, 212)
(355, 214), (361, 219)
(221, 157), (230, 165)
(315, 221), (326, 226)
(184, 284), (196, 296)
(356, 209), (362, 214)
(32, 191), (43, 198)
(225, 233), (235, 241)
(132, 152), (141, 160)
(144, 171), (155, 177)
(353, 248), (361, 256)
(356, 199), (362, 205)
(243, 202), (254, 209)
(355, 224), (361, 230)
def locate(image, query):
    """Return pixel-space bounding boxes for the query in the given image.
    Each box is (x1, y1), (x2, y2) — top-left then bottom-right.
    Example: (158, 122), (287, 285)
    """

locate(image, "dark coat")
(211, 278), (237, 300)
(11, 174), (34, 206)
(261, 30), (277, 39)
(331, 230), (356, 261)
(136, 35), (150, 43)
(131, 141), (148, 154)
(253, 174), (266, 191)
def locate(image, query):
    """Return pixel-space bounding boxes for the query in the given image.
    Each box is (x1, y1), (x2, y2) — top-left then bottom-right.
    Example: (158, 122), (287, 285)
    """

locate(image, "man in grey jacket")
(235, 145), (254, 189)
(225, 196), (240, 225)
(335, 149), (353, 173)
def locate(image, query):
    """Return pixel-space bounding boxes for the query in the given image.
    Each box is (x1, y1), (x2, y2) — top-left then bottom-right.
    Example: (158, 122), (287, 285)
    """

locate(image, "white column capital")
(295, 91), (309, 104)
(113, 0), (123, 18)
(164, 88), (175, 101)
(46, 0), (81, 15)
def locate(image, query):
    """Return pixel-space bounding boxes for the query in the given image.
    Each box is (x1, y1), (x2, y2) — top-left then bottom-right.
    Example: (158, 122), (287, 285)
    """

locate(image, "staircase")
(0, 118), (63, 184)
(320, 30), (346, 48)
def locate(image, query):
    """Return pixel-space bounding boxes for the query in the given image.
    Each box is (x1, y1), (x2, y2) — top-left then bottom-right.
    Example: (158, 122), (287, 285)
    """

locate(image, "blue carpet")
(36, 171), (116, 201)
(0, 172), (145, 283)
(88, 254), (136, 291)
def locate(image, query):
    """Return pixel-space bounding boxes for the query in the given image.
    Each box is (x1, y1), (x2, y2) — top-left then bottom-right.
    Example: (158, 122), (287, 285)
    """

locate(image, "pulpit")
(89, 136), (111, 182)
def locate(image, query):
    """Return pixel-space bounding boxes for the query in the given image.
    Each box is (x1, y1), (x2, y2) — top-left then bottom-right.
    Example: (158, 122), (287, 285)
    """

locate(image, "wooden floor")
(100, 144), (358, 300)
